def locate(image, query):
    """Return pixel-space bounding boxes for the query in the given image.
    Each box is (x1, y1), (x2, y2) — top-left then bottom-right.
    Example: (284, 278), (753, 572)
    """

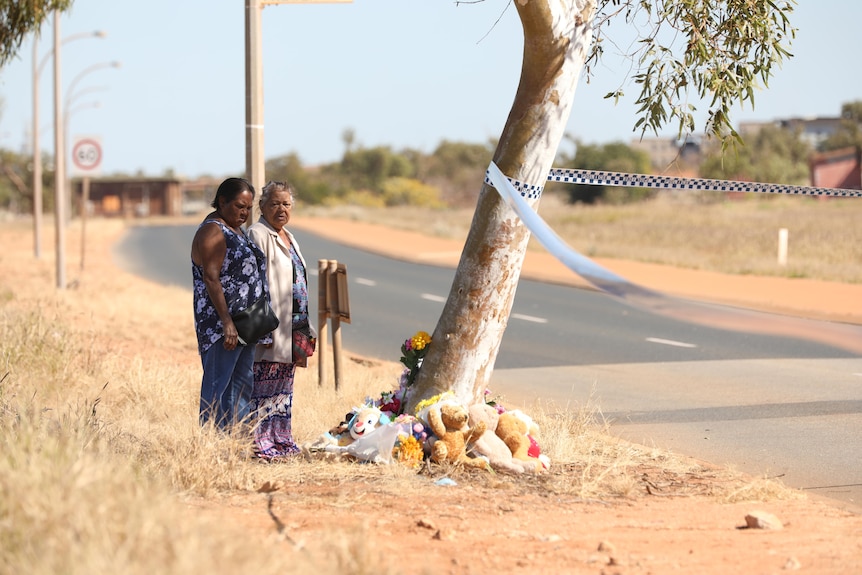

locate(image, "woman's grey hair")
(260, 180), (295, 206)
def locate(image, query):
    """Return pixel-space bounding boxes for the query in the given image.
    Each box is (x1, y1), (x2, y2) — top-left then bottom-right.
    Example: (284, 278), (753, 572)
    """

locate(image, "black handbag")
(231, 295), (280, 346)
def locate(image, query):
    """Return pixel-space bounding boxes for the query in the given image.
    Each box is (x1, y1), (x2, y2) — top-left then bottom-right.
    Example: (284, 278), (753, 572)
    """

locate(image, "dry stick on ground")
(265, 493), (304, 549)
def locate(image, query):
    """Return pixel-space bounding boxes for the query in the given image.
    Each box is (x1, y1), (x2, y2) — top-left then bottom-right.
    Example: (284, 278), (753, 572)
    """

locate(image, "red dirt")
(188, 468), (862, 575)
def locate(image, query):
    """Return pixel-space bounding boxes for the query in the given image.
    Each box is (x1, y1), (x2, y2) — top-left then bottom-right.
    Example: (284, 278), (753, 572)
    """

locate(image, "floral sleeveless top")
(289, 242), (310, 326)
(192, 220), (267, 355)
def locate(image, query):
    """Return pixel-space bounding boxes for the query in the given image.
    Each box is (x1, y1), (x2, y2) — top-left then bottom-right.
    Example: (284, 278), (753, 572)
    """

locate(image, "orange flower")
(394, 434), (424, 468)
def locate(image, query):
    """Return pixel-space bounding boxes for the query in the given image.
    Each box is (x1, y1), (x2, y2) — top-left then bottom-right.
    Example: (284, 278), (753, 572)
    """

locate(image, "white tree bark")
(405, 0), (596, 413)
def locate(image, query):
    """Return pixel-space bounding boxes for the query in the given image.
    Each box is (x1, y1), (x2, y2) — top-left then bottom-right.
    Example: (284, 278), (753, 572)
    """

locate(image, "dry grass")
(0, 216), (801, 574)
(303, 192), (862, 284)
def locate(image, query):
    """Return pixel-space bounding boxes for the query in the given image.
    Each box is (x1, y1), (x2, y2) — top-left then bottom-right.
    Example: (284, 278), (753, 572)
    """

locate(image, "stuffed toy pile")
(305, 389), (551, 473)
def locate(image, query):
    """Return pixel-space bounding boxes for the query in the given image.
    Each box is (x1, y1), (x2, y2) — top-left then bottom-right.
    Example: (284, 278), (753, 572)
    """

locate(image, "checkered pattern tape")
(550, 168), (862, 198)
(483, 173), (544, 200)
(485, 168), (862, 199)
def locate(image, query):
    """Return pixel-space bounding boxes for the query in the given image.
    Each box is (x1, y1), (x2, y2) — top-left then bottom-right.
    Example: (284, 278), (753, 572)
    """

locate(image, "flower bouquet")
(400, 330), (432, 388)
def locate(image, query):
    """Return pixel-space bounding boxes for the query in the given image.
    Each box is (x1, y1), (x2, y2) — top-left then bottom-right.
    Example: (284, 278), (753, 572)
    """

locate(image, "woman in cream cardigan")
(246, 180), (316, 460)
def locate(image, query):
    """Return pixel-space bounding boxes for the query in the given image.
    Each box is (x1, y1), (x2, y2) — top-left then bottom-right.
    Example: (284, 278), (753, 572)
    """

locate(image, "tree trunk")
(405, 0), (596, 413)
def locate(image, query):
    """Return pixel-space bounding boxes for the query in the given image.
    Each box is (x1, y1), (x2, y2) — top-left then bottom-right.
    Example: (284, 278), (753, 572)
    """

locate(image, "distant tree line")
(264, 136), (496, 209)
(3, 102), (862, 214)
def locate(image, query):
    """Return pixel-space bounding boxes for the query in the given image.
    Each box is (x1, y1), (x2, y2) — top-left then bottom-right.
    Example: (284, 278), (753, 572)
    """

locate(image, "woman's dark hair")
(211, 177), (255, 209)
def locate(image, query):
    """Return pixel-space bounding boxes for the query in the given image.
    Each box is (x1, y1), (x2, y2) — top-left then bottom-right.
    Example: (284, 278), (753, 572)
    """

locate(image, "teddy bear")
(427, 402), (488, 469)
(466, 403), (538, 474)
(495, 410), (549, 472)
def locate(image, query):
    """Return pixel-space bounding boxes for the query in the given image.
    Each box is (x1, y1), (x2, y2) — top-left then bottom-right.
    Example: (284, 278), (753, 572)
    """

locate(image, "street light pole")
(245, 0), (265, 202)
(52, 10), (66, 289)
(32, 29), (105, 260)
(32, 36), (42, 259)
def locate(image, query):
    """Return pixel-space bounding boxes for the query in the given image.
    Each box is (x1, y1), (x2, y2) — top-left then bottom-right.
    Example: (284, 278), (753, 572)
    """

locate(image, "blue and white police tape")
(484, 161), (862, 353)
(484, 167), (862, 200)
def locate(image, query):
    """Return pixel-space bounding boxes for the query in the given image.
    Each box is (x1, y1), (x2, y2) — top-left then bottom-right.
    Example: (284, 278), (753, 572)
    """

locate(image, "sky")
(0, 0), (860, 179)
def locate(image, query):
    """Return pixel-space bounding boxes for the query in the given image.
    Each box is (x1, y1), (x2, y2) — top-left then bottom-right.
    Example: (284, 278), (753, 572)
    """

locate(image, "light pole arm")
(37, 30), (106, 77)
(65, 85), (107, 112)
(66, 61), (120, 107)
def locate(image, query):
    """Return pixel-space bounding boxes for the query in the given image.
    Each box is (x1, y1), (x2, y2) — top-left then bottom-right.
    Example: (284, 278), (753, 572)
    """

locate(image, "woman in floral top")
(191, 177), (268, 429)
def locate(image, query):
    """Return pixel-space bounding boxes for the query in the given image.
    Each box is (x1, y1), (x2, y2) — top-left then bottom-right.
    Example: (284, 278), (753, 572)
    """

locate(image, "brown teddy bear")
(467, 403), (539, 474)
(427, 403), (488, 469)
(495, 410), (548, 473)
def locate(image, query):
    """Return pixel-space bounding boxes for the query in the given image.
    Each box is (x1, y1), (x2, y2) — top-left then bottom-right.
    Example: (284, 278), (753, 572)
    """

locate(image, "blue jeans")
(199, 342), (255, 430)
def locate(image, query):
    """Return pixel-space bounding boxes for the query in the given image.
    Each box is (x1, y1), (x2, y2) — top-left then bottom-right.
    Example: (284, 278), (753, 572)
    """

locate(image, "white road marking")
(646, 337), (697, 348)
(421, 293), (447, 303)
(355, 277), (377, 286)
(511, 313), (548, 324)
(853, 373), (862, 377)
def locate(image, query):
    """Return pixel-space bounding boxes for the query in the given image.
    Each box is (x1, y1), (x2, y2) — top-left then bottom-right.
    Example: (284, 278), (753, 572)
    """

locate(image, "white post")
(52, 11), (66, 290)
(778, 228), (789, 267)
(32, 33), (43, 259)
(80, 176), (90, 271)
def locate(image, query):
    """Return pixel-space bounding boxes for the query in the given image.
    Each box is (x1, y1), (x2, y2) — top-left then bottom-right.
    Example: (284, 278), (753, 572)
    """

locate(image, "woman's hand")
(222, 320), (240, 350)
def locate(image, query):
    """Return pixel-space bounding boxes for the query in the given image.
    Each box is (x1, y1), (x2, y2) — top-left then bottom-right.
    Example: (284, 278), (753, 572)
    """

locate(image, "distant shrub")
(381, 177), (445, 208)
(332, 189), (386, 208)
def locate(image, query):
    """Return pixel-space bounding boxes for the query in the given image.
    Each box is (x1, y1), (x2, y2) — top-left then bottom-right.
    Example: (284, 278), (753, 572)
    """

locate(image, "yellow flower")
(411, 331), (432, 351)
(413, 391), (455, 417)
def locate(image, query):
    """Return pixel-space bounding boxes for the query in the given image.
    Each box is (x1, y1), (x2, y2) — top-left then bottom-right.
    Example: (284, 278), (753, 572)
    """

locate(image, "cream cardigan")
(247, 217), (315, 364)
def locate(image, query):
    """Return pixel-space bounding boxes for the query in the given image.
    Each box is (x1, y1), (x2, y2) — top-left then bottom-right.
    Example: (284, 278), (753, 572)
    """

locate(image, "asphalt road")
(115, 224), (859, 368)
(115, 223), (862, 509)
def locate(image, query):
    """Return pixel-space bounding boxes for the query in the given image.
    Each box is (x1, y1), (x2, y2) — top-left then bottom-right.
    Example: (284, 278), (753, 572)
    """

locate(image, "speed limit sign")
(72, 136), (103, 175)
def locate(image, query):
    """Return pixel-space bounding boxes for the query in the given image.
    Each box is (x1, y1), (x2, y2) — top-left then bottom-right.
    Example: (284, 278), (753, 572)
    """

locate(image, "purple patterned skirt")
(251, 361), (299, 459)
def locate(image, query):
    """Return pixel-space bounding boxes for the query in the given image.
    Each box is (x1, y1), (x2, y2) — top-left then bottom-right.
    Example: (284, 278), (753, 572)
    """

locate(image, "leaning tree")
(404, 0), (796, 413)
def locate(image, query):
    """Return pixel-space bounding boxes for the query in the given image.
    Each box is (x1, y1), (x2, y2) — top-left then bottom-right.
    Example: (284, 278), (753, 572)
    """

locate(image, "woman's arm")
(192, 223), (239, 350)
